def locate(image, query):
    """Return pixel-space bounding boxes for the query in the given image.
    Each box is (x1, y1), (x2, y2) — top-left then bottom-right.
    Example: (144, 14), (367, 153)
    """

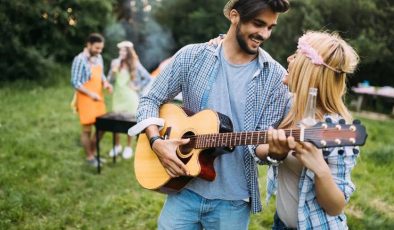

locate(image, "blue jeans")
(158, 189), (250, 230)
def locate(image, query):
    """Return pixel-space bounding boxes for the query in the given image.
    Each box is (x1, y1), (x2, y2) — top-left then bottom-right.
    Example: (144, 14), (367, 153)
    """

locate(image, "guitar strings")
(183, 130), (358, 148)
(183, 130), (355, 139)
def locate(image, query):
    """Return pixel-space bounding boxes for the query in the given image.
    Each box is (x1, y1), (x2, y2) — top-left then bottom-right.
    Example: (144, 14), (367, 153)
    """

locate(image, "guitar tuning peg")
(325, 117), (332, 124)
(338, 149), (345, 155)
(352, 119), (361, 125)
(323, 150), (331, 157)
(352, 148), (359, 155)
(338, 119), (346, 124)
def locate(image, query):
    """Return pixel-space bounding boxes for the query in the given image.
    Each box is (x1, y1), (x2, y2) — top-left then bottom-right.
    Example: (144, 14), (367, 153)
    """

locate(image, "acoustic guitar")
(134, 103), (367, 193)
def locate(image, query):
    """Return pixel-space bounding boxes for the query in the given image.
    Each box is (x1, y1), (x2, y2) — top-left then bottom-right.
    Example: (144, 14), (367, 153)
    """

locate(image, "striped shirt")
(266, 114), (360, 229)
(137, 42), (288, 213)
(71, 50), (106, 89)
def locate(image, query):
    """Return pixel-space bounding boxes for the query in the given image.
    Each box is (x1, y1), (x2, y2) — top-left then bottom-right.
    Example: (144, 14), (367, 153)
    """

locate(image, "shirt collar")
(82, 48), (100, 64)
(211, 41), (270, 69)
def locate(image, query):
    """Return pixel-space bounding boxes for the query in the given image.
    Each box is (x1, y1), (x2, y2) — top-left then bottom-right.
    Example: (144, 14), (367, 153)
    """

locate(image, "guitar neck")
(193, 129), (303, 149)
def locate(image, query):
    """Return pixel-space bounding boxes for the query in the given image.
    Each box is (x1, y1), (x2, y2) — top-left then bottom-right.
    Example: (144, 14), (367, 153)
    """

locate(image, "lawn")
(0, 81), (393, 229)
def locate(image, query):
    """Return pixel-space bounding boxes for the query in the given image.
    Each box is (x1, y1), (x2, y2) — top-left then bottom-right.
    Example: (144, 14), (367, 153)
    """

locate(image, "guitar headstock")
(304, 119), (368, 148)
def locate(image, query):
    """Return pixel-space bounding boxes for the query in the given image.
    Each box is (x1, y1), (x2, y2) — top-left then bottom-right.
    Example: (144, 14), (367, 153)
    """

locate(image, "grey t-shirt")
(186, 46), (258, 200)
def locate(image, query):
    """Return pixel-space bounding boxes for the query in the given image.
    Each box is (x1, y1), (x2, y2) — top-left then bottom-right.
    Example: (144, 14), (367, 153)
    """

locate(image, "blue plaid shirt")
(71, 50), (106, 89)
(266, 114), (360, 229)
(137, 42), (288, 213)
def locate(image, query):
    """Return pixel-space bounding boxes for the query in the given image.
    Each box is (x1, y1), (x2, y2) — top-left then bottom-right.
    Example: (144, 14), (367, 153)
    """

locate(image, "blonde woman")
(255, 31), (360, 229)
(108, 41), (151, 159)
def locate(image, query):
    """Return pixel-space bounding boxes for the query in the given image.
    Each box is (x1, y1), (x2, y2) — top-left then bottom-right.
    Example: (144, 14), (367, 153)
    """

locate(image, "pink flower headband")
(297, 36), (346, 74)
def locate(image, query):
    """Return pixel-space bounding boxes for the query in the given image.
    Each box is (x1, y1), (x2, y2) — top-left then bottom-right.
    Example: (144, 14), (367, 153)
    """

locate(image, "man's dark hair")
(86, 33), (105, 44)
(233, 0), (290, 22)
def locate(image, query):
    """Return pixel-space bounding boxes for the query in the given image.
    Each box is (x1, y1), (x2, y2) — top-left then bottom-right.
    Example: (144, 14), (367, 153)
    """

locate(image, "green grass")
(0, 82), (393, 229)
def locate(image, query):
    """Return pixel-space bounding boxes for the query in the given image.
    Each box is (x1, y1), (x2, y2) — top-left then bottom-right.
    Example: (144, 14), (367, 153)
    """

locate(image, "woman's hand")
(291, 141), (329, 175)
(208, 34), (226, 46)
(103, 81), (113, 93)
(290, 140), (346, 215)
(111, 61), (120, 74)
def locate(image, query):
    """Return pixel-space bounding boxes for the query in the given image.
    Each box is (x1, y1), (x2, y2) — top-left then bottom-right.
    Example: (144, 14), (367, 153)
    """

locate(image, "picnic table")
(352, 86), (394, 114)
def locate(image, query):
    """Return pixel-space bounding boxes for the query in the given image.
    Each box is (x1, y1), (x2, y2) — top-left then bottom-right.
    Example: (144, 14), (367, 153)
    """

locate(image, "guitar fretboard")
(193, 129), (303, 149)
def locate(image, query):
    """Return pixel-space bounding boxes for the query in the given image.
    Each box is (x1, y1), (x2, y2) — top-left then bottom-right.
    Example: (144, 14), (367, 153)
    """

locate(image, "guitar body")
(134, 104), (233, 193)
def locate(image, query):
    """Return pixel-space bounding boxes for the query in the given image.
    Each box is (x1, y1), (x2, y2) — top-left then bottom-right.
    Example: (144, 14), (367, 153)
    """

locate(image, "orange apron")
(76, 64), (106, 125)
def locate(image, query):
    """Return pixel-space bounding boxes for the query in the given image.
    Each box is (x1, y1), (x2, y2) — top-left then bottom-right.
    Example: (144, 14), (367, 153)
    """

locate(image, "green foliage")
(154, 0), (228, 48)
(0, 82), (393, 229)
(154, 0), (394, 86)
(0, 0), (116, 83)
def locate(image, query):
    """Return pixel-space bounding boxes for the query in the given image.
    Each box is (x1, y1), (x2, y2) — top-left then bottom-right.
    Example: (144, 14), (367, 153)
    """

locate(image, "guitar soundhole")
(178, 131), (196, 158)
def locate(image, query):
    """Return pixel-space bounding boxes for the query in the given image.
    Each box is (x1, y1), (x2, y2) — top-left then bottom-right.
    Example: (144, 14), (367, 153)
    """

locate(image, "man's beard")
(235, 23), (264, 55)
(88, 48), (99, 57)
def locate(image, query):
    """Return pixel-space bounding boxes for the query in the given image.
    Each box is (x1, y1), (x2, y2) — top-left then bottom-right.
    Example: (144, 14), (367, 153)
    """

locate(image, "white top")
(276, 152), (303, 228)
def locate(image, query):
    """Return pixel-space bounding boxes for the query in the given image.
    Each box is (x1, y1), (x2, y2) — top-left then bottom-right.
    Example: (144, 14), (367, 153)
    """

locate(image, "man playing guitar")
(133, 0), (290, 229)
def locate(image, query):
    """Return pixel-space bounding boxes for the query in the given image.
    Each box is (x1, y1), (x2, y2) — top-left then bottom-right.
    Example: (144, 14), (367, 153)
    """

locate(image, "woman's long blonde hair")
(280, 31), (359, 128)
(121, 46), (139, 81)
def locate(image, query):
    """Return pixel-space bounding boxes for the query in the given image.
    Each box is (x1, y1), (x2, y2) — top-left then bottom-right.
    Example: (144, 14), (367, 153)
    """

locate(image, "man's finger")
(165, 168), (177, 178)
(272, 129), (279, 147)
(167, 161), (184, 177)
(178, 138), (190, 145)
(288, 136), (296, 149)
(173, 157), (189, 176)
(166, 156), (187, 176)
(278, 129), (287, 145)
(267, 128), (273, 144)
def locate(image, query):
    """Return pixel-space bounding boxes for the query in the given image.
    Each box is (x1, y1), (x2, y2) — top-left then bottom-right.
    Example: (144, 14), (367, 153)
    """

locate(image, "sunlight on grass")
(0, 82), (393, 229)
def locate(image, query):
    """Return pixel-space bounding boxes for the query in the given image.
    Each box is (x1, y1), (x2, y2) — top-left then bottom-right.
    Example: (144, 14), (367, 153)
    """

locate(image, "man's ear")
(229, 9), (240, 24)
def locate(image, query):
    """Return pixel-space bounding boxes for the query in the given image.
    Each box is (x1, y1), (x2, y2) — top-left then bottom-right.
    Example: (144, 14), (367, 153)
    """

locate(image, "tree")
(154, 0), (228, 53)
(153, 0), (394, 86)
(0, 0), (115, 83)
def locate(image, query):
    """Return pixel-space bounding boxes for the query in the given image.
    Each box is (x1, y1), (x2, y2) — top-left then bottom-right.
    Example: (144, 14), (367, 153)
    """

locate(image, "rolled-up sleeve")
(326, 146), (359, 202)
(99, 56), (106, 82)
(71, 56), (84, 89)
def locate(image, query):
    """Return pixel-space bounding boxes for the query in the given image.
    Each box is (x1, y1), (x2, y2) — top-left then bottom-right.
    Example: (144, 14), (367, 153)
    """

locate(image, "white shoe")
(108, 145), (122, 157)
(122, 147), (133, 159)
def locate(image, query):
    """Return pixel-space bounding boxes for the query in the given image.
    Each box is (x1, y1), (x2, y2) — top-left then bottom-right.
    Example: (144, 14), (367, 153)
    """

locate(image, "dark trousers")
(272, 212), (297, 230)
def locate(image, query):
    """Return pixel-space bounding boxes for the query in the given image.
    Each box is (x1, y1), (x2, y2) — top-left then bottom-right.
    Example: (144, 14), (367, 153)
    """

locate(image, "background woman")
(107, 41), (151, 159)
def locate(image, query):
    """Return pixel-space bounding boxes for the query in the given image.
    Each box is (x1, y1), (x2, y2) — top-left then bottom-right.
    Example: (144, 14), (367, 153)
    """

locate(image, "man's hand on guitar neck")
(145, 125), (190, 178)
(255, 127), (294, 161)
(267, 128), (294, 160)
